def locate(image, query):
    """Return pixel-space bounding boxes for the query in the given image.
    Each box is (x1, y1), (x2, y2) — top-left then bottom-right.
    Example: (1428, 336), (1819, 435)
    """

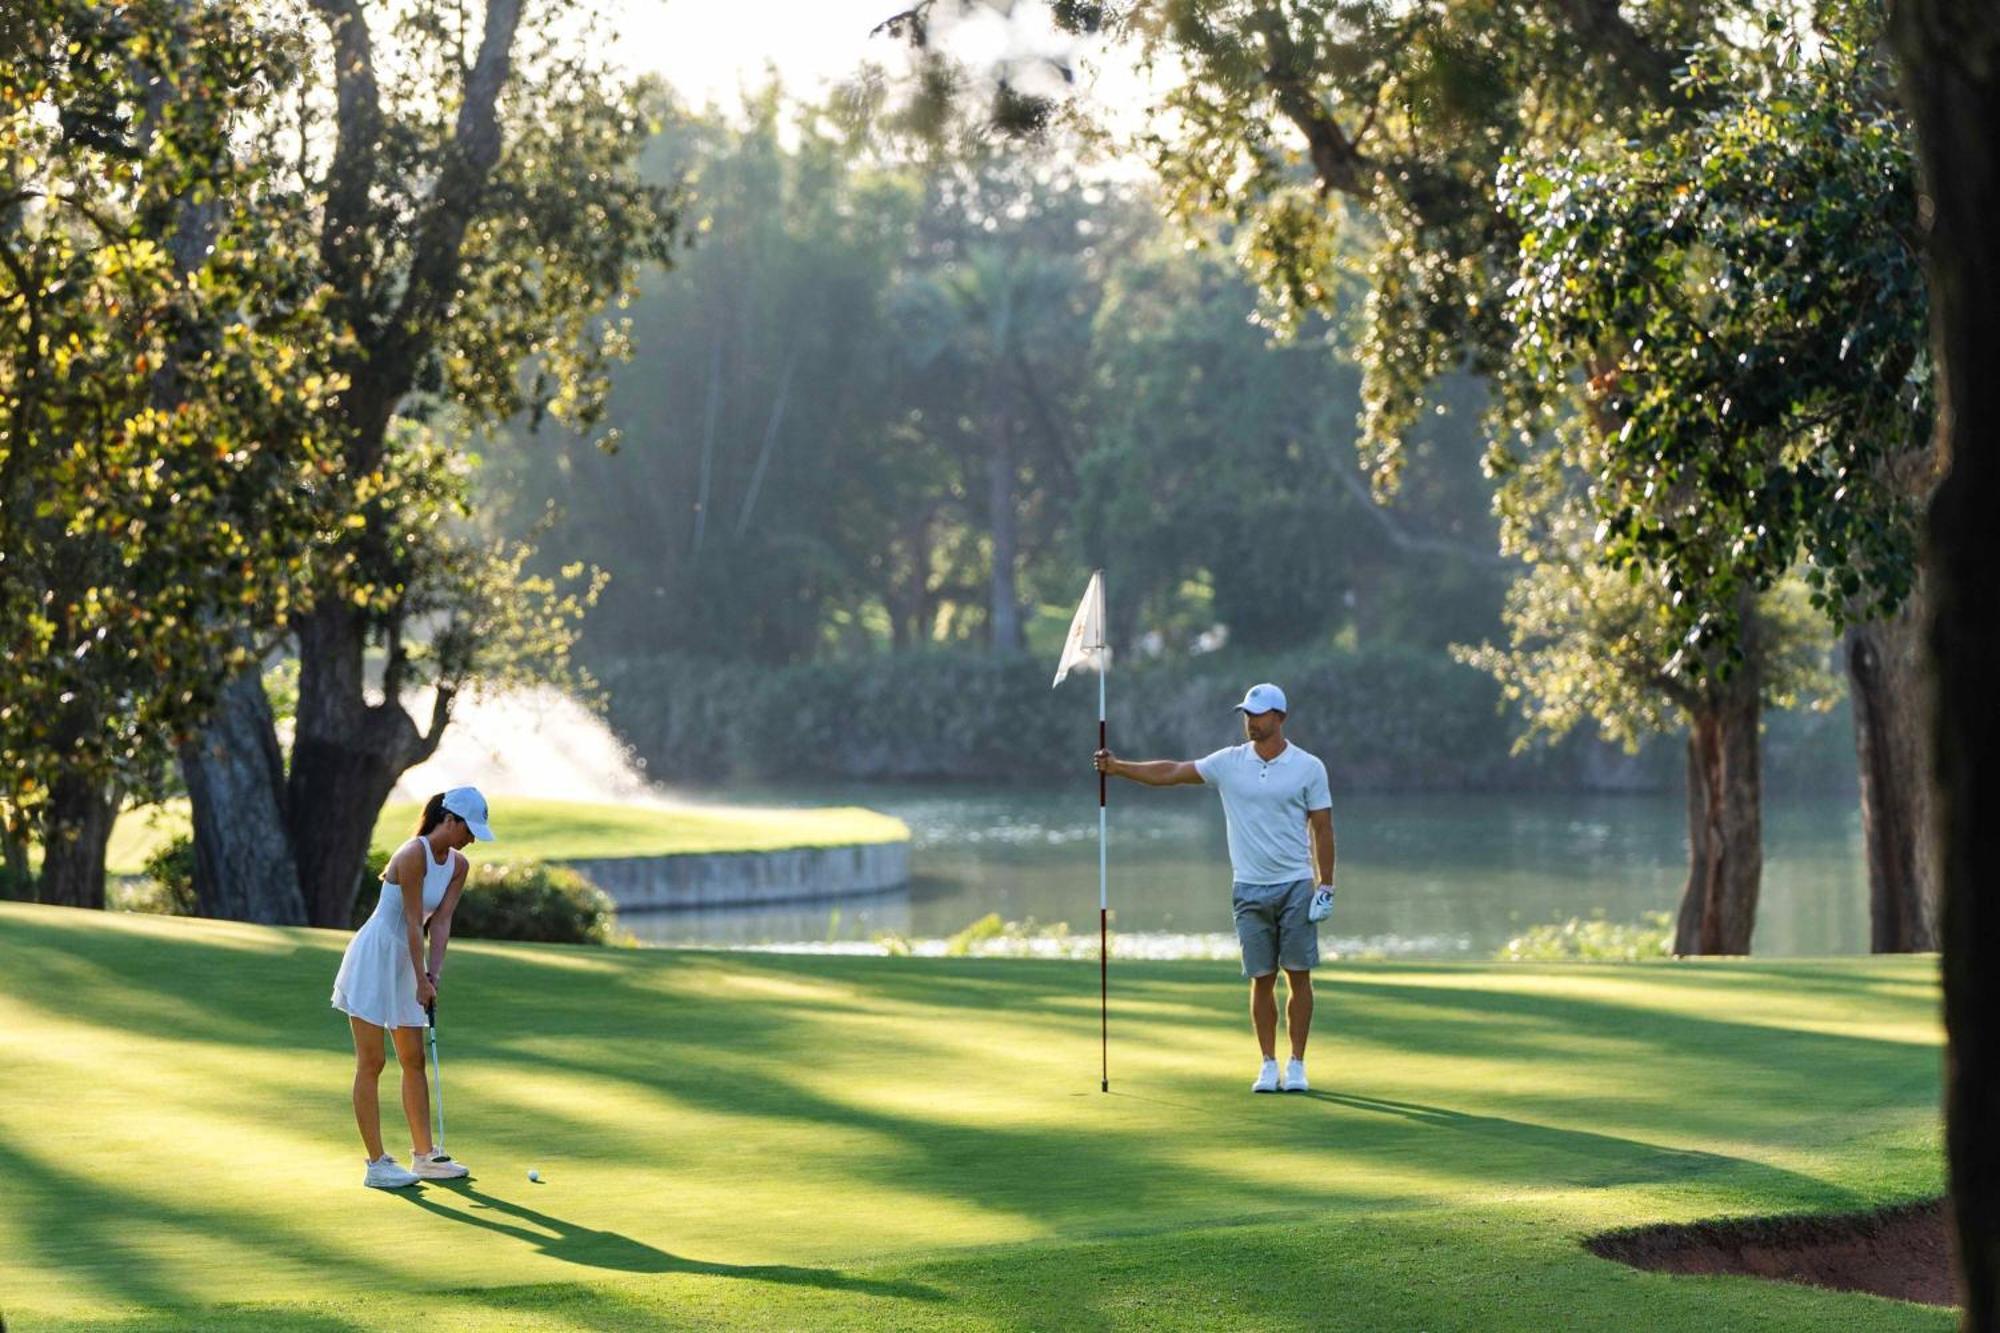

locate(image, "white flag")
(1052, 570), (1107, 688)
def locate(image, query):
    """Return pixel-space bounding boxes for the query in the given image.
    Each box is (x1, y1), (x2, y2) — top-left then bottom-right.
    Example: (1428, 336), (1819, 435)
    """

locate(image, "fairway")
(0, 901), (1947, 1331)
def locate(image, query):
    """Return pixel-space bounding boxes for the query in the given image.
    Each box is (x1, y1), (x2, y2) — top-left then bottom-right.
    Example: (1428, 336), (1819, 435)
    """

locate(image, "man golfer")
(1095, 683), (1335, 1093)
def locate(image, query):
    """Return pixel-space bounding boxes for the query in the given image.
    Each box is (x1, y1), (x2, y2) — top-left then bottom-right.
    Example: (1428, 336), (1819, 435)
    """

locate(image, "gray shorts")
(1232, 879), (1319, 977)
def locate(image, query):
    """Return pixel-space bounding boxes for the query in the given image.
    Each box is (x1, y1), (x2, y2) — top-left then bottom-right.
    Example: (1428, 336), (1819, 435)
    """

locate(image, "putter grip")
(426, 999), (436, 1026)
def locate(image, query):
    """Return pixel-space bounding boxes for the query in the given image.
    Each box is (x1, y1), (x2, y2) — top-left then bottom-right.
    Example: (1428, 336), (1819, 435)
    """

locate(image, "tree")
(1889, 0), (2000, 1318)
(184, 0), (676, 928)
(1020, 0), (1757, 487)
(2, 0), (342, 913)
(891, 161), (1107, 655)
(1458, 502), (1832, 955)
(1081, 235), (1503, 655)
(1494, 18), (1937, 950)
(485, 93), (938, 665)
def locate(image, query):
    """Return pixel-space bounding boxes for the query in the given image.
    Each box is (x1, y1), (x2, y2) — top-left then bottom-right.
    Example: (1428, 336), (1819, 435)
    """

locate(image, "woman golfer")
(331, 786), (493, 1188)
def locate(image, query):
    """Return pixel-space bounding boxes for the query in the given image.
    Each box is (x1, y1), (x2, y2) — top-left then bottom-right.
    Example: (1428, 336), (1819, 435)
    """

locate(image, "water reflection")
(615, 784), (1869, 959)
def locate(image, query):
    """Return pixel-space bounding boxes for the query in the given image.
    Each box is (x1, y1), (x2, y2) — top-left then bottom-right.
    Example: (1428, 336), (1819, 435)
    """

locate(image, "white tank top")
(368, 836), (457, 925)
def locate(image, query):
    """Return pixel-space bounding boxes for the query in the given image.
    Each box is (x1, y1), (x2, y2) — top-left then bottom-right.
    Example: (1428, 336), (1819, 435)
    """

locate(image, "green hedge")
(598, 646), (1857, 793)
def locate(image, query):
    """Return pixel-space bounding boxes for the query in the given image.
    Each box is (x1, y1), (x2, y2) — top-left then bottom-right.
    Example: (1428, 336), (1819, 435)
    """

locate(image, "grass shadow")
(397, 1180), (944, 1301)
(1301, 1090), (1760, 1187)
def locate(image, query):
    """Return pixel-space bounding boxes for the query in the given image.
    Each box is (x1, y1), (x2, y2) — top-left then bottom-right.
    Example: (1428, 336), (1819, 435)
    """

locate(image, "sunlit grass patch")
(0, 900), (1948, 1331)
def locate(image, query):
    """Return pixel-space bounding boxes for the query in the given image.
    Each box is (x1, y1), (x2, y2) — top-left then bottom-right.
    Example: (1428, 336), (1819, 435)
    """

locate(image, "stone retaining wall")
(561, 840), (910, 912)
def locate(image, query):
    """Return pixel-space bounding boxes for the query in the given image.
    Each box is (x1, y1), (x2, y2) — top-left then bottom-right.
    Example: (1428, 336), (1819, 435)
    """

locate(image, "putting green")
(0, 901), (1948, 1330)
(100, 796), (910, 877)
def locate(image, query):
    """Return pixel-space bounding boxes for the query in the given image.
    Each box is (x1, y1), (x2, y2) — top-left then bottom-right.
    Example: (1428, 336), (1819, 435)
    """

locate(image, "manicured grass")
(100, 796), (910, 877)
(0, 901), (1948, 1330)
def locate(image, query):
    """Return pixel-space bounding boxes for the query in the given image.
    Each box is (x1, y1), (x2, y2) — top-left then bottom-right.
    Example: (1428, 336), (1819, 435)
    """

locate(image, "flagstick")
(1099, 662), (1109, 1094)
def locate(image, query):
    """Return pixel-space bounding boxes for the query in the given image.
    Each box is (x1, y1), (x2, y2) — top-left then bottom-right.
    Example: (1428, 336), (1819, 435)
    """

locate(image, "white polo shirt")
(1194, 741), (1332, 885)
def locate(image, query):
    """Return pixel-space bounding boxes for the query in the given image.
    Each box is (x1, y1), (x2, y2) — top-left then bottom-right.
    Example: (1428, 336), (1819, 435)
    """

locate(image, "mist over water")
(391, 686), (676, 806)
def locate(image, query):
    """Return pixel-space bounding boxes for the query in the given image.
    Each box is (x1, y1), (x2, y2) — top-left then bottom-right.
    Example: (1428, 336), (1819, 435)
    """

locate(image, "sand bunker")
(1586, 1198), (1954, 1307)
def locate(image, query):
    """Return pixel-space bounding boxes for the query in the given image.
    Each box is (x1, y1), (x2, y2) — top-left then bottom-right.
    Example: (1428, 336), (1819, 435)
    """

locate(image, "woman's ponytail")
(416, 793), (449, 836)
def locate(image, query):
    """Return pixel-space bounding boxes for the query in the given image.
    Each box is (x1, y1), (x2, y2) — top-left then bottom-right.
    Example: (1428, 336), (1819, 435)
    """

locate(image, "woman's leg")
(349, 1016), (388, 1160)
(391, 1025), (434, 1157)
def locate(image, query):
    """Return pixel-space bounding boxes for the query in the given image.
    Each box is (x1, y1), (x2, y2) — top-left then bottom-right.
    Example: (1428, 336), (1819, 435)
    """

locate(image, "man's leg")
(1250, 972), (1279, 1059)
(1275, 880), (1322, 1074)
(1285, 969), (1313, 1059)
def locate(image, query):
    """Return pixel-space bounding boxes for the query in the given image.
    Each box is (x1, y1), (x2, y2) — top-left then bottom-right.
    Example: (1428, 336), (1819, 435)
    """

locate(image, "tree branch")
(385, 0), (523, 365)
(1539, 0), (1686, 108)
(414, 681), (456, 762)
(308, 0), (384, 324)
(1249, 12), (1373, 199)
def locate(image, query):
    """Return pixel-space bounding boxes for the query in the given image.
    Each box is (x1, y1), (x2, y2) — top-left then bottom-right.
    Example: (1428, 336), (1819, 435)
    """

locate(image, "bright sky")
(614, 0), (1151, 127)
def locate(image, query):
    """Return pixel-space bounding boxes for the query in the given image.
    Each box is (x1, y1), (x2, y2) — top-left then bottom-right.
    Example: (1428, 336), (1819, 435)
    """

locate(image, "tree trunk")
(37, 772), (116, 909)
(1846, 599), (1938, 953)
(1891, 1), (2000, 1320)
(988, 404), (1023, 654)
(1, 809), (29, 891)
(288, 603), (436, 928)
(1673, 671), (1763, 956)
(179, 667), (306, 924)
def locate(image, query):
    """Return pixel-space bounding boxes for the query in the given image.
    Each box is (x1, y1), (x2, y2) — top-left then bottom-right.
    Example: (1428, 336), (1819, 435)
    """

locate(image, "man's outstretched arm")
(1095, 750), (1203, 786)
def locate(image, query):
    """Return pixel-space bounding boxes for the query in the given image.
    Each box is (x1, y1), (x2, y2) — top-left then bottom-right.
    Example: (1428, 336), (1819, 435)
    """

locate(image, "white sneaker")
(364, 1155), (420, 1189)
(1283, 1058), (1309, 1092)
(410, 1148), (469, 1180)
(1252, 1059), (1281, 1093)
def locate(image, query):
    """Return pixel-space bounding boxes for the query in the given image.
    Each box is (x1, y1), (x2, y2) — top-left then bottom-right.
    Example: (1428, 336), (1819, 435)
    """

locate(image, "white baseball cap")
(1232, 683), (1288, 716)
(441, 786), (495, 841)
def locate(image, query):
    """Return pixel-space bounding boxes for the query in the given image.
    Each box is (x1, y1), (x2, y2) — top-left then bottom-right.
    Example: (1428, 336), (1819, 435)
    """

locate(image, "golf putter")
(425, 997), (447, 1157)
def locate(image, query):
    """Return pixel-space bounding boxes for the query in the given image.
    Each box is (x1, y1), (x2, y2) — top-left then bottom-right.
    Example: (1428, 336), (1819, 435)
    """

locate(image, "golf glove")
(1308, 885), (1336, 923)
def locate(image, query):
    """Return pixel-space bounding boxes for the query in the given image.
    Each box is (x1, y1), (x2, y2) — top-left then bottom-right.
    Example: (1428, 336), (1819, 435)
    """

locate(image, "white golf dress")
(331, 838), (458, 1029)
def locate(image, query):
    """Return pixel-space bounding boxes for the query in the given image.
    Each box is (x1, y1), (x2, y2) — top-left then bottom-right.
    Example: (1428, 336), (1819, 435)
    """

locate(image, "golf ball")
(528, 1169), (541, 1182)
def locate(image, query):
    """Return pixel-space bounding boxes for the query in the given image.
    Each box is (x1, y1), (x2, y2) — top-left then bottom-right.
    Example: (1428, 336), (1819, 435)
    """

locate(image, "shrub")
(127, 835), (198, 916)
(598, 646), (1578, 788)
(945, 912), (1007, 957)
(450, 860), (618, 946)
(1497, 911), (1675, 962)
(596, 644), (1856, 794)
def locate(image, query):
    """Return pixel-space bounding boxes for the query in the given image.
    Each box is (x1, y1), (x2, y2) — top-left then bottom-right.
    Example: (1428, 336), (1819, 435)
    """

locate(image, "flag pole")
(1053, 569), (1110, 1094)
(1098, 575), (1109, 1094)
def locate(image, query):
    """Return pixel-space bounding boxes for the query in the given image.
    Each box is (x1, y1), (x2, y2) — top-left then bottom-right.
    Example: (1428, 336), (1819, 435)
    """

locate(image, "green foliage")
(602, 644), (1609, 786)
(1455, 506), (1838, 754)
(1117, 0), (1760, 492)
(945, 912), (1009, 956)
(135, 835), (198, 918)
(1083, 241), (1503, 654)
(447, 861), (619, 947)
(1, 0), (348, 825)
(1497, 912), (1675, 962)
(1495, 17), (1928, 661)
(5, 0), (670, 917)
(489, 91), (1507, 671)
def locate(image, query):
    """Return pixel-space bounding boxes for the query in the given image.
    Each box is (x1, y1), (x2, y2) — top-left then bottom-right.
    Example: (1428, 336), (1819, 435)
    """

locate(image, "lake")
(619, 782), (1870, 959)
